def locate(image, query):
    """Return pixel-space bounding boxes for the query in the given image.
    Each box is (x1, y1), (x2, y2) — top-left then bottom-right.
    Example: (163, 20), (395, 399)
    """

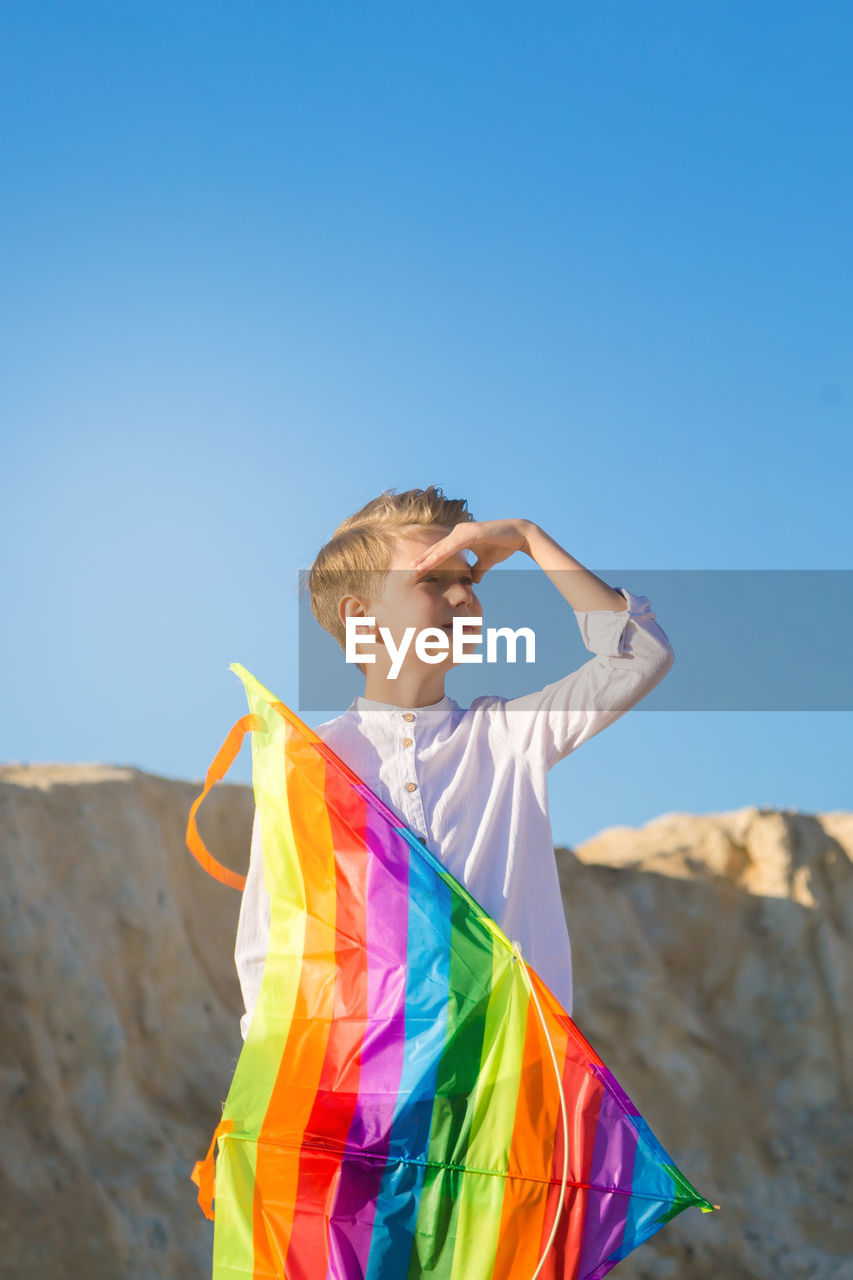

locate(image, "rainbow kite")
(187, 663), (714, 1279)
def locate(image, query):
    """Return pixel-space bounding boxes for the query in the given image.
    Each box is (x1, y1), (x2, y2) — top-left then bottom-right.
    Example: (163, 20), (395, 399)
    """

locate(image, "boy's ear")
(338, 593), (379, 648)
(338, 592), (367, 628)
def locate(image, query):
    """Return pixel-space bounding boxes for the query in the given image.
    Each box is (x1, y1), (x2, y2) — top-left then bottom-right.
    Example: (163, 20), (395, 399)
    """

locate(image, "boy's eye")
(420, 574), (474, 585)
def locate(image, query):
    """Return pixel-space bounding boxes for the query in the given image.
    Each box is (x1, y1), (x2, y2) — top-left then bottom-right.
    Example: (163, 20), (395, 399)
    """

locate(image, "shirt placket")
(397, 710), (428, 837)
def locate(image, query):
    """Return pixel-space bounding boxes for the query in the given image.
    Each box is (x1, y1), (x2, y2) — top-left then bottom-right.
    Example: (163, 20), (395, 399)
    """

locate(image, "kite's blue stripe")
(363, 832), (452, 1280)
(611, 1115), (678, 1263)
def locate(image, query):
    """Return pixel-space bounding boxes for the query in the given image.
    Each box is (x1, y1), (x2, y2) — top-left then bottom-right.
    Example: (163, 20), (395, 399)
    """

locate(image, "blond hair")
(302, 485), (475, 669)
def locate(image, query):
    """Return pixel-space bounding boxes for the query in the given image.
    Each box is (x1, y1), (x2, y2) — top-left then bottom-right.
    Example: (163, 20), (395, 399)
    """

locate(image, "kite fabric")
(186, 662), (715, 1280)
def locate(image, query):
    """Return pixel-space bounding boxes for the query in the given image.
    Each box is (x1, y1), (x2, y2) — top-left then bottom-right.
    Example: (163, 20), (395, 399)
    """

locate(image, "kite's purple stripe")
(363, 835), (453, 1280)
(575, 1087), (638, 1277)
(347, 811), (410, 1152)
(325, 808), (411, 1279)
(594, 1063), (635, 1113)
(583, 1259), (622, 1280)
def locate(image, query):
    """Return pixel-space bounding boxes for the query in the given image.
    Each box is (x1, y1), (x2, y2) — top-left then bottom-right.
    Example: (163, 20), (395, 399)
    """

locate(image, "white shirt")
(234, 587), (674, 1039)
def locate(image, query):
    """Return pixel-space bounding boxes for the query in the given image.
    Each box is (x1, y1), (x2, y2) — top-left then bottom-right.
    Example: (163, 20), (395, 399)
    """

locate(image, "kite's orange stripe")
(536, 1010), (575, 1279)
(491, 972), (607, 1280)
(491, 990), (552, 1279)
(252, 732), (338, 1276)
(286, 762), (370, 1272)
(186, 713), (261, 890)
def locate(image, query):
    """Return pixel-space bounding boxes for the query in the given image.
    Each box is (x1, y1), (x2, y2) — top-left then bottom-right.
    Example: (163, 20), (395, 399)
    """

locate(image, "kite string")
(512, 941), (570, 1280)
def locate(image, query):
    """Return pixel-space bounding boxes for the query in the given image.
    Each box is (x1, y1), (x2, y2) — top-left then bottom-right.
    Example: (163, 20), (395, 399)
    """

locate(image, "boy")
(235, 485), (674, 1039)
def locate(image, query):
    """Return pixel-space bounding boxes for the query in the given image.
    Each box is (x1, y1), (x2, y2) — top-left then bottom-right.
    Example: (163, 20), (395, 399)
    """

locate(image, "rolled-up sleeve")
(491, 587), (675, 771)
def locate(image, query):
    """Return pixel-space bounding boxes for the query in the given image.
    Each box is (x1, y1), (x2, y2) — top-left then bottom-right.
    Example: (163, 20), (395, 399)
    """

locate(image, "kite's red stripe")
(284, 758), (371, 1274)
(534, 991), (604, 1280)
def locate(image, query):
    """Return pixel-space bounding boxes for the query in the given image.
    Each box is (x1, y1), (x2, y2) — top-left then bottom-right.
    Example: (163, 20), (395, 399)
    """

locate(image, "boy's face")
(340, 525), (484, 673)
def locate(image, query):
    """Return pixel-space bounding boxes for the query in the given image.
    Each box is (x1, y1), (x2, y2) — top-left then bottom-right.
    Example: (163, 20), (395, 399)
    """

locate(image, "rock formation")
(0, 764), (850, 1278)
(563, 806), (853, 1280)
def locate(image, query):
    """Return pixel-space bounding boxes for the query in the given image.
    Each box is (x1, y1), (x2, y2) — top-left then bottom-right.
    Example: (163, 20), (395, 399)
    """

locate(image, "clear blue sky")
(1, 2), (850, 845)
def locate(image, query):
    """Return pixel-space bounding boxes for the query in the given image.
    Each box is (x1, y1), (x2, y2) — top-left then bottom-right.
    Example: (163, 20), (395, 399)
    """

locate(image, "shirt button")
(405, 781), (417, 792)
(402, 737), (413, 747)
(403, 712), (415, 722)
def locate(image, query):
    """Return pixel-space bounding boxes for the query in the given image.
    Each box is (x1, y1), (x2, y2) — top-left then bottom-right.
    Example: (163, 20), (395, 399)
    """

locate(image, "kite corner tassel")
(185, 712), (264, 891)
(190, 1117), (234, 1221)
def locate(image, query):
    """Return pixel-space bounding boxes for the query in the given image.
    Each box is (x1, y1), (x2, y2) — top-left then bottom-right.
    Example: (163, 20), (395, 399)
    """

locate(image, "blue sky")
(1, 2), (850, 845)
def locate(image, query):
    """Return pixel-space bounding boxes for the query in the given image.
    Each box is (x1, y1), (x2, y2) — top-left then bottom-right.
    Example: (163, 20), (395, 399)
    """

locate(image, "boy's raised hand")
(410, 519), (533, 584)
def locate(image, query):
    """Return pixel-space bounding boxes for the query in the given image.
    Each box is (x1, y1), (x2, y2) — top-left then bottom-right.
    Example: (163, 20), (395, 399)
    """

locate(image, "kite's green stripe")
(449, 936), (529, 1280)
(211, 1131), (259, 1276)
(408, 895), (496, 1278)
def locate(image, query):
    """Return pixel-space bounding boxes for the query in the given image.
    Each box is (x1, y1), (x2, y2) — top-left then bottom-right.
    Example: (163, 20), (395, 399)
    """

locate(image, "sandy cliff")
(563, 807), (853, 1280)
(0, 765), (850, 1279)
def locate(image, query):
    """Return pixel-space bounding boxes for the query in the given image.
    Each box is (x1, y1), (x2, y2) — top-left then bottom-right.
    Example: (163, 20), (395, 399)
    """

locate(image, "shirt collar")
(352, 691), (455, 717)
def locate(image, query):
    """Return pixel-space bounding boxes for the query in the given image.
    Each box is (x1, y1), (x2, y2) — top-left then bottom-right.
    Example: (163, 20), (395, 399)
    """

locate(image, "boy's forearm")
(519, 521), (628, 613)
